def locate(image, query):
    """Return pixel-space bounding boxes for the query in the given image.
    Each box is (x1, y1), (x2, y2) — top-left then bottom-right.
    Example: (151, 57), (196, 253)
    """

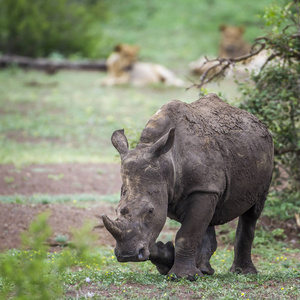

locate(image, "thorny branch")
(187, 40), (266, 90)
(274, 147), (300, 155)
(188, 8), (300, 91)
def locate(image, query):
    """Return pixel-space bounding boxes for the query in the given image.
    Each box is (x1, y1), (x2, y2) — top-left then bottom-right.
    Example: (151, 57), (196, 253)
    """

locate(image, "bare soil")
(0, 163), (179, 252)
(0, 163), (298, 252)
(0, 163), (122, 196)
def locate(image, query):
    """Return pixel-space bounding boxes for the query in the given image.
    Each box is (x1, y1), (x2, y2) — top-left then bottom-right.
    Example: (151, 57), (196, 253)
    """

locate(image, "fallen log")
(0, 55), (107, 74)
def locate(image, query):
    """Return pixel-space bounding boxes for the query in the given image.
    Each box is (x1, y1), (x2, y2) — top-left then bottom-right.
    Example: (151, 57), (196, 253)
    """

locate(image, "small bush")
(238, 1), (300, 191)
(263, 190), (300, 220)
(0, 0), (109, 58)
(0, 211), (99, 299)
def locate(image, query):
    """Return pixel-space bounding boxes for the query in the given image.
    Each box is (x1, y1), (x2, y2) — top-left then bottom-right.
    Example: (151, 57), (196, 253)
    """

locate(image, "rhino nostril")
(138, 248), (145, 260)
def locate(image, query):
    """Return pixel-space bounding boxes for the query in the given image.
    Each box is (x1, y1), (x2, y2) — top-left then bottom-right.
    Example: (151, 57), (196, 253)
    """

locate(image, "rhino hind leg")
(196, 226), (217, 275)
(230, 204), (262, 274)
(149, 241), (175, 275)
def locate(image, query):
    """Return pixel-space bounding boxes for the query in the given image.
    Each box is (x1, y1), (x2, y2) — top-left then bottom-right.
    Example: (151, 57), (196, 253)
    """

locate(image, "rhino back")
(140, 93), (272, 159)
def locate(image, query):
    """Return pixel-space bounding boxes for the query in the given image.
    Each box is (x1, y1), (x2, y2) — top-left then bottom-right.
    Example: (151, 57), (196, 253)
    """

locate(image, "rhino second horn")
(102, 214), (122, 239)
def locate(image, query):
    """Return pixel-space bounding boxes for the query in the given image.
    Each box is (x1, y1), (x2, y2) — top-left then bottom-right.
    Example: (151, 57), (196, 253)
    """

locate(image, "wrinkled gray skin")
(102, 93), (273, 281)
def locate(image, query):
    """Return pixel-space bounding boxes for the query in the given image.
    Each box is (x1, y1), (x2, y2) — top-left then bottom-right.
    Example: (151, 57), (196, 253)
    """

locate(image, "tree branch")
(191, 42), (266, 89)
(0, 55), (107, 74)
(274, 147), (300, 156)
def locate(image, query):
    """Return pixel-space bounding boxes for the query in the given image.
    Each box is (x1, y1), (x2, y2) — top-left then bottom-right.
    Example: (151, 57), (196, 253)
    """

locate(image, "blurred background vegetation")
(0, 0), (109, 58)
(0, 0), (272, 64)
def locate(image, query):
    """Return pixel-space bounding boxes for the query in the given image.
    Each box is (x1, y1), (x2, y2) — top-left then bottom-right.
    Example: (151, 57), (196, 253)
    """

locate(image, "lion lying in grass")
(218, 24), (251, 59)
(189, 25), (252, 76)
(101, 44), (185, 87)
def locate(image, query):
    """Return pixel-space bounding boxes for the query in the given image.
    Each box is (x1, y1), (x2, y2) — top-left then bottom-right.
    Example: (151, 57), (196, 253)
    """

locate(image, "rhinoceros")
(102, 93), (273, 280)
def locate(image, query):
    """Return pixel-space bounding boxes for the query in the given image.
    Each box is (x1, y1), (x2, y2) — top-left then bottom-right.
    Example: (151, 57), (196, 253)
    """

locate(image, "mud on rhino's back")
(140, 93), (272, 149)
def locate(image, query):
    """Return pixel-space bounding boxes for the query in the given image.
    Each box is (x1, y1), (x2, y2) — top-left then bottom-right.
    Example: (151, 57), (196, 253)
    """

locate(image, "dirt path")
(0, 163), (122, 195)
(0, 163), (122, 251)
(0, 202), (118, 251)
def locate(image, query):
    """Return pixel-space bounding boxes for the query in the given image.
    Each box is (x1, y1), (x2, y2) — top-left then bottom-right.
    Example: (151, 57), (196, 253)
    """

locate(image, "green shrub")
(0, 211), (100, 299)
(0, 211), (63, 299)
(264, 190), (300, 220)
(239, 1), (300, 191)
(0, 0), (108, 58)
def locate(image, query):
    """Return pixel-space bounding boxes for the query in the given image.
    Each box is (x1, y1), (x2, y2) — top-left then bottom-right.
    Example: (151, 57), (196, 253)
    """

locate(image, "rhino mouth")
(116, 247), (149, 262)
(102, 214), (153, 262)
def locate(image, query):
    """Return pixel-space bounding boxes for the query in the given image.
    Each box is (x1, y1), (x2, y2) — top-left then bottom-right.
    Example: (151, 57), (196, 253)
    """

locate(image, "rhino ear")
(149, 128), (175, 157)
(111, 129), (129, 156)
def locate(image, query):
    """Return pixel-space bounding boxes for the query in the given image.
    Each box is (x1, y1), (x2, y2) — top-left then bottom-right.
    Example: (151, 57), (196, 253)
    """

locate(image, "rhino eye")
(121, 187), (127, 196)
(149, 208), (154, 214)
(120, 207), (129, 215)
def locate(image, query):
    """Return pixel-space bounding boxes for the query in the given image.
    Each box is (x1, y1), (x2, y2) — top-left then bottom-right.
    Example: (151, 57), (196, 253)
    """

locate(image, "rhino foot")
(167, 265), (203, 281)
(149, 241), (174, 275)
(197, 261), (215, 275)
(229, 263), (257, 274)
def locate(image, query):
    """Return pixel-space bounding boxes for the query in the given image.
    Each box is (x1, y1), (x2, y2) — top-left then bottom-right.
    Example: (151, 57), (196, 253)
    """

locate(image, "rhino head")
(102, 128), (175, 262)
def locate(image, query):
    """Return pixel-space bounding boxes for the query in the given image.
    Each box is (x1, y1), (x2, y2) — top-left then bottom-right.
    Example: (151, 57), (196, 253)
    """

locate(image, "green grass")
(1, 246), (299, 299)
(61, 246), (300, 299)
(0, 193), (120, 205)
(0, 68), (199, 165)
(0, 68), (245, 165)
(0, 198), (298, 299)
(0, 209), (298, 299)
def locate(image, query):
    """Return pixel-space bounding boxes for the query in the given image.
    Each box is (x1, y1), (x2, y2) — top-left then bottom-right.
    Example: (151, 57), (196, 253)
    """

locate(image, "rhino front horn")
(102, 214), (123, 239)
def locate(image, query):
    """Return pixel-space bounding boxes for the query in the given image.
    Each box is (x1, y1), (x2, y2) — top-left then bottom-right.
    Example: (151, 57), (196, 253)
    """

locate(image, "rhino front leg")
(230, 205), (261, 274)
(149, 241), (175, 275)
(149, 226), (217, 276)
(196, 226), (217, 275)
(168, 193), (218, 281)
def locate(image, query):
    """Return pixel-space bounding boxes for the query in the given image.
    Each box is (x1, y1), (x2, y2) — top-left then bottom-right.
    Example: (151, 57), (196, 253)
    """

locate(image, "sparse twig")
(192, 20), (299, 90)
(191, 41), (266, 90)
